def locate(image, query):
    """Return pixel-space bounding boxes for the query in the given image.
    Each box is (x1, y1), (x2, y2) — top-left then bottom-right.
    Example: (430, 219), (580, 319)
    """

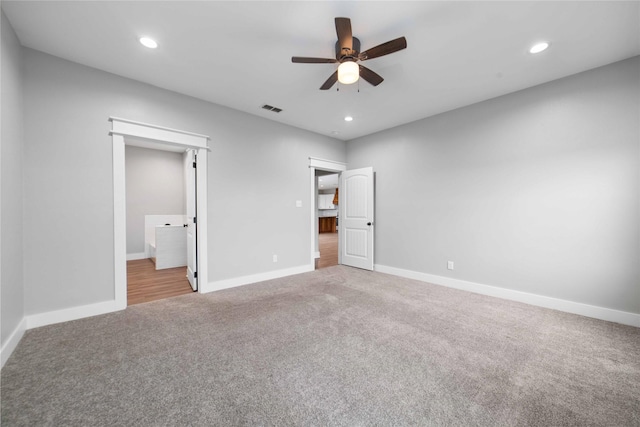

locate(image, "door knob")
(367, 222), (372, 226)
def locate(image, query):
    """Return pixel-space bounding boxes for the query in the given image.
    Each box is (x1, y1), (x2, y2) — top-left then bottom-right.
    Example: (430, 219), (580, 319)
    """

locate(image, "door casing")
(110, 117), (210, 308)
(308, 157), (346, 269)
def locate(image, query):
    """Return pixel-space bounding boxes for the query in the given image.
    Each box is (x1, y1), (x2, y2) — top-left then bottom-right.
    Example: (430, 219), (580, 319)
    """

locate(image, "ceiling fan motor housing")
(336, 37), (361, 61)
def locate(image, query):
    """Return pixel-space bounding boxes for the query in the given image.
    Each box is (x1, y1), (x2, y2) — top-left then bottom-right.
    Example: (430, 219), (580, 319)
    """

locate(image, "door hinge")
(193, 217), (196, 223)
(194, 272), (198, 278)
(193, 162), (196, 168)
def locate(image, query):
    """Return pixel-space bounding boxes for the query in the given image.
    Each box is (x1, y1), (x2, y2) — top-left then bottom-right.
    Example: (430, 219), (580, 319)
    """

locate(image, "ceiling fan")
(292, 17), (407, 90)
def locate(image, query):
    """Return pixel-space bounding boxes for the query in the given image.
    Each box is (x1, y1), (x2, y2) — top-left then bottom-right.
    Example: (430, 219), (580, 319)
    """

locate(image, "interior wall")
(22, 48), (346, 316)
(1, 11), (25, 349)
(346, 56), (640, 315)
(125, 145), (185, 255)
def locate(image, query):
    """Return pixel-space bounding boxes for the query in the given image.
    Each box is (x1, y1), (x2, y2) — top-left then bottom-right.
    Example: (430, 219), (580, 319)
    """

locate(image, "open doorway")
(124, 145), (193, 305)
(308, 157), (375, 272)
(308, 157), (347, 270)
(110, 117), (209, 310)
(316, 171), (339, 269)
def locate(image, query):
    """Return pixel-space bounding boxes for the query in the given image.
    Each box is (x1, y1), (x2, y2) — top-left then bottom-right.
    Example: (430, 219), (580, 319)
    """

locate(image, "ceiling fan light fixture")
(338, 61), (359, 84)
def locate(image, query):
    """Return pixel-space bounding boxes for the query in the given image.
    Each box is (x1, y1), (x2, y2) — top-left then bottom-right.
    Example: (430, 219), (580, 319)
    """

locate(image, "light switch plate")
(295, 200), (302, 208)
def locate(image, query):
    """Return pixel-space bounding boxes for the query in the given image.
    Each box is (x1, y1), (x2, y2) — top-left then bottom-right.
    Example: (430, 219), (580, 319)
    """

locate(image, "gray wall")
(125, 146), (185, 255)
(23, 48), (346, 316)
(347, 56), (640, 314)
(1, 11), (25, 348)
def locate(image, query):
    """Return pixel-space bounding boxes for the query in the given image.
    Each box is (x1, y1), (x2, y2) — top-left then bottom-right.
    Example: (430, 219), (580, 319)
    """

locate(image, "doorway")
(124, 145), (194, 305)
(309, 157), (376, 272)
(308, 157), (346, 270)
(316, 171), (339, 269)
(110, 117), (209, 310)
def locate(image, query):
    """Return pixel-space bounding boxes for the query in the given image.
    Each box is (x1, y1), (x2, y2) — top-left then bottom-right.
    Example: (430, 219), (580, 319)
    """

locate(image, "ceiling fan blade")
(359, 37), (407, 61)
(292, 56), (338, 64)
(359, 65), (384, 86)
(335, 17), (353, 54)
(320, 70), (338, 90)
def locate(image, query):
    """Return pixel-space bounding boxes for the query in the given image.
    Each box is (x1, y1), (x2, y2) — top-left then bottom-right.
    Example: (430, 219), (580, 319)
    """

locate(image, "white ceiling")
(318, 174), (339, 191)
(3, 1), (639, 141)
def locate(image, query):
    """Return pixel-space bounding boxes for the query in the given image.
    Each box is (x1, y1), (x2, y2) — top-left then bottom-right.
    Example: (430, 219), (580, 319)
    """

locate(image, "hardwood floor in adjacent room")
(127, 259), (193, 306)
(317, 231), (338, 269)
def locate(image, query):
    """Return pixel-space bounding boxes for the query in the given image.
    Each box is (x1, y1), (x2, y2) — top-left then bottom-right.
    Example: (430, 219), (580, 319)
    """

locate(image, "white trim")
(113, 134), (127, 310)
(309, 156), (347, 171)
(195, 149), (209, 290)
(110, 131), (212, 152)
(309, 167), (317, 269)
(110, 118), (210, 307)
(126, 252), (147, 261)
(109, 116), (210, 140)
(201, 264), (313, 294)
(1, 318), (26, 368)
(309, 157), (347, 270)
(375, 264), (640, 328)
(109, 124), (207, 149)
(108, 121), (207, 149)
(25, 300), (121, 330)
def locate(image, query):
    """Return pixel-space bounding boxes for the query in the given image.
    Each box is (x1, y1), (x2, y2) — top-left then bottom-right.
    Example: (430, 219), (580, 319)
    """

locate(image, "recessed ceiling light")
(344, 116), (353, 122)
(139, 37), (158, 49)
(529, 42), (549, 54)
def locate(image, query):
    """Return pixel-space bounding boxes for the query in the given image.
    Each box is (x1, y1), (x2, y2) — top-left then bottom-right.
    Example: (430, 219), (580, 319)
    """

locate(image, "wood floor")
(317, 231), (338, 269)
(128, 232), (337, 304)
(127, 259), (193, 306)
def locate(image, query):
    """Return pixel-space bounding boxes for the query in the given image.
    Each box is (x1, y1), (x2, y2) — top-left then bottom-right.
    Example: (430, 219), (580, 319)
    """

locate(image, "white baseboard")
(1, 317), (27, 369)
(126, 252), (147, 261)
(202, 264), (314, 294)
(314, 251), (320, 259)
(26, 300), (123, 330)
(375, 264), (640, 328)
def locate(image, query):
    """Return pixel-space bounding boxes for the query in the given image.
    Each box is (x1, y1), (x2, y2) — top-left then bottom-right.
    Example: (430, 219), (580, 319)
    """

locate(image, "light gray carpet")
(2, 266), (639, 426)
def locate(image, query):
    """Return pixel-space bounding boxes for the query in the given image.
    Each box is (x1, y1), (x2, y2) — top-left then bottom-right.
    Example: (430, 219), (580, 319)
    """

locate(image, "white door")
(184, 150), (198, 291)
(340, 167), (374, 270)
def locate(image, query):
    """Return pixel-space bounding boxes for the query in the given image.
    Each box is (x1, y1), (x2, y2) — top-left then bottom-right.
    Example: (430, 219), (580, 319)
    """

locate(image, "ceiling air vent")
(261, 104), (283, 113)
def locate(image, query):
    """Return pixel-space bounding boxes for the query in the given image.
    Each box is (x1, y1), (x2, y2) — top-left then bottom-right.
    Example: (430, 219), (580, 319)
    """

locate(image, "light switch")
(295, 200), (302, 208)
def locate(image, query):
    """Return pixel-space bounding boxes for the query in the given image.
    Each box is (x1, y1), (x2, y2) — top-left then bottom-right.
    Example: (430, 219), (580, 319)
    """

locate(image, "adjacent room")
(125, 144), (194, 305)
(1, 1), (638, 425)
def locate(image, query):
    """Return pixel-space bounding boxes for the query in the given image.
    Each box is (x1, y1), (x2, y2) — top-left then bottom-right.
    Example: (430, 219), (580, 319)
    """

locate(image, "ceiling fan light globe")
(338, 61), (359, 85)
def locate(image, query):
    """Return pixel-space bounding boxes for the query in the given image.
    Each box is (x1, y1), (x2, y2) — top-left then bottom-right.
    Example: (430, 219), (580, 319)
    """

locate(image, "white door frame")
(308, 157), (347, 269)
(110, 117), (210, 309)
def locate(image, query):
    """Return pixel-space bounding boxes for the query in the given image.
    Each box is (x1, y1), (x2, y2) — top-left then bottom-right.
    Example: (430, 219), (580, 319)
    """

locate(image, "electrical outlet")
(273, 254), (278, 263)
(447, 261), (454, 270)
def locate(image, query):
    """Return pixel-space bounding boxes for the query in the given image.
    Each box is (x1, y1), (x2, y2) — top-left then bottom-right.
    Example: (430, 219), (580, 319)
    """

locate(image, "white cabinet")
(318, 194), (335, 210)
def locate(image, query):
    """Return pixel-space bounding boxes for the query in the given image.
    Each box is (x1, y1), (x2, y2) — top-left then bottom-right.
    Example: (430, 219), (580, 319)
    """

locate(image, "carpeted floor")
(2, 266), (639, 426)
